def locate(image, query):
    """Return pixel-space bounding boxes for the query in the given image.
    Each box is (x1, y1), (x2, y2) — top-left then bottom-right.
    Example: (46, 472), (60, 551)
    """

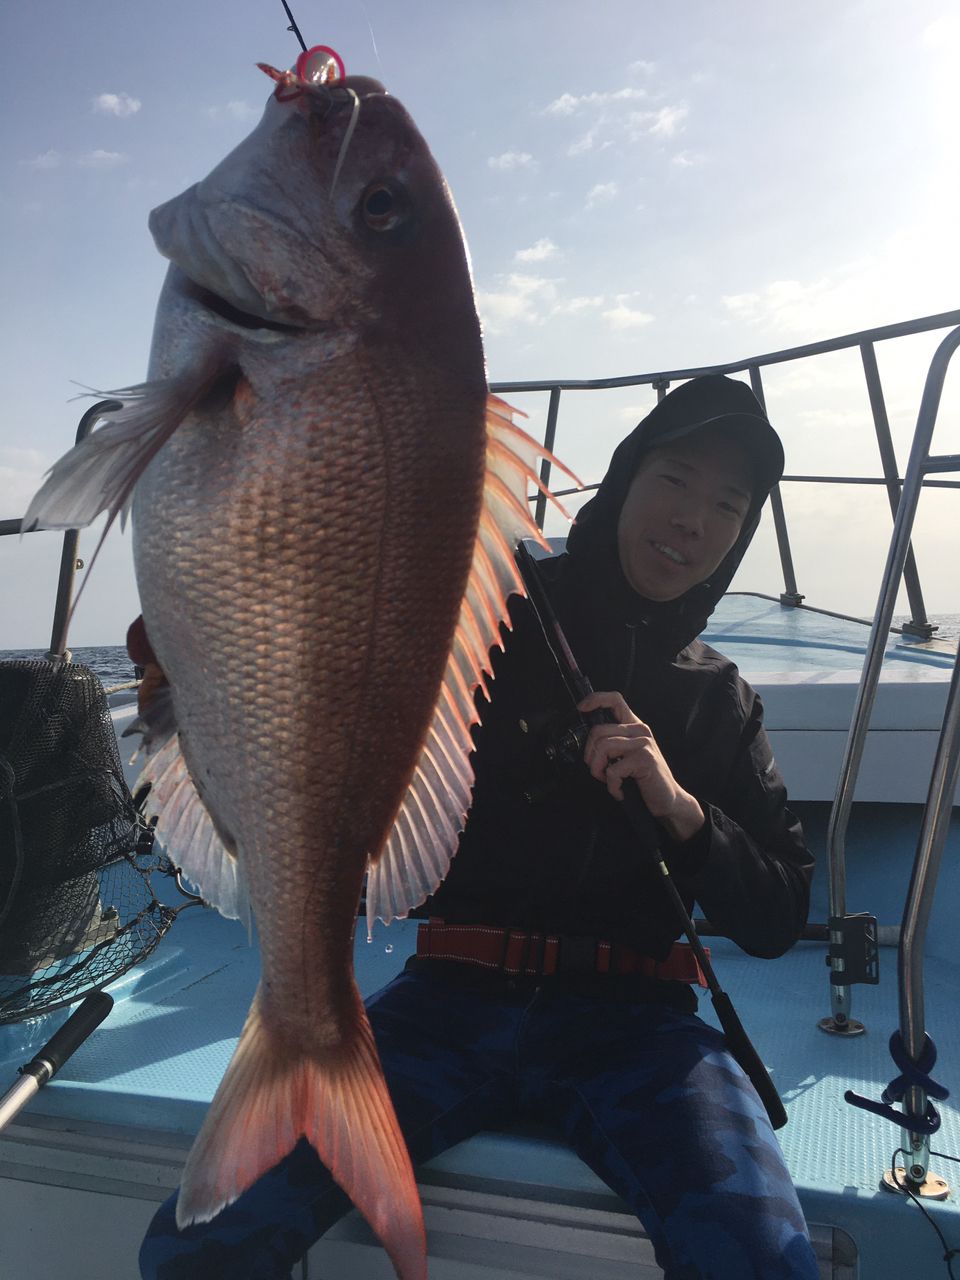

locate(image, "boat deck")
(1, 595), (958, 1278)
(705, 594), (957, 804)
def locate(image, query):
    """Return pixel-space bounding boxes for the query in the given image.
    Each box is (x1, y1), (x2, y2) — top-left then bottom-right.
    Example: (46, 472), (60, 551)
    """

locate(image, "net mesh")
(0, 659), (178, 1023)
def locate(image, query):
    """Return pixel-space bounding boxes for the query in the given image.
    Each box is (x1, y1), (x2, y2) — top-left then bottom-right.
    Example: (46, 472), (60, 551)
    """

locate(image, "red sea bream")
(24, 63), (571, 1280)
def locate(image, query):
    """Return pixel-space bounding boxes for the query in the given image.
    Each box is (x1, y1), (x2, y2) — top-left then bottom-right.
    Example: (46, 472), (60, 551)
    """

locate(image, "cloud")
(75, 149), (128, 169)
(647, 104), (688, 138)
(93, 92), (141, 117)
(476, 272), (557, 334)
(920, 13), (960, 49)
(671, 150), (699, 168)
(477, 274), (638, 335)
(544, 87), (647, 116)
(721, 275), (884, 337)
(629, 59), (656, 75)
(627, 103), (689, 141)
(603, 302), (655, 331)
(487, 149), (536, 172)
(24, 149), (62, 170)
(514, 238), (558, 263)
(545, 92), (580, 118)
(568, 127), (602, 157)
(207, 100), (261, 124)
(552, 295), (605, 315)
(586, 181), (618, 208)
(715, 244), (960, 338)
(545, 83), (688, 160)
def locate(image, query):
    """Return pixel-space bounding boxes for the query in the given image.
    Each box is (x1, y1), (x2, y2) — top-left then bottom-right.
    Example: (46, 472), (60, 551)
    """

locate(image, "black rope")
(930, 1149), (960, 1166)
(891, 1148), (959, 1278)
(279, 0), (308, 52)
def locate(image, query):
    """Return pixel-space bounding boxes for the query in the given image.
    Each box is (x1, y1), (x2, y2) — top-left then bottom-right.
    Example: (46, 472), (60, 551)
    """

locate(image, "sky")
(1, 0), (958, 648)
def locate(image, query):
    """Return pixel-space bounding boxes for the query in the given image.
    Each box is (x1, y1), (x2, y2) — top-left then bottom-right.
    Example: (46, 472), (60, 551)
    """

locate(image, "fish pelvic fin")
(365, 394), (580, 931)
(176, 987), (427, 1280)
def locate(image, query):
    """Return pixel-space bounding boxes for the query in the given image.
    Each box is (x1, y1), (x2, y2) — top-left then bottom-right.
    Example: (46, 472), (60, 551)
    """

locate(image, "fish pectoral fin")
(365, 394), (579, 930)
(176, 987), (427, 1280)
(136, 731), (251, 929)
(21, 370), (226, 534)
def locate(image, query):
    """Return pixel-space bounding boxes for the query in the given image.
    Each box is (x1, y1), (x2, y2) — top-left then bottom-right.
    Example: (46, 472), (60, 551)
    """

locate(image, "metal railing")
(816, 324), (960, 1190)
(822, 323), (960, 1028)
(2, 400), (120, 661)
(492, 307), (960, 631)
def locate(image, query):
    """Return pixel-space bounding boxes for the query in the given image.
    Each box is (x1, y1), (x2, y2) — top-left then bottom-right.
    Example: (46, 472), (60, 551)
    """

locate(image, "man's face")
(616, 432), (754, 601)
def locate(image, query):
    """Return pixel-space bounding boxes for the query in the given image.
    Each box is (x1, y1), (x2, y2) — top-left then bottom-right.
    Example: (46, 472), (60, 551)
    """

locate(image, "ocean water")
(0, 644), (139, 689)
(3, 614), (957, 691)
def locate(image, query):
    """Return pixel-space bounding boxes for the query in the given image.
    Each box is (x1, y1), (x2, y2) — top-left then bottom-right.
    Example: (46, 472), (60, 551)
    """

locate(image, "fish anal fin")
(176, 987), (427, 1280)
(366, 394), (579, 930)
(136, 731), (250, 928)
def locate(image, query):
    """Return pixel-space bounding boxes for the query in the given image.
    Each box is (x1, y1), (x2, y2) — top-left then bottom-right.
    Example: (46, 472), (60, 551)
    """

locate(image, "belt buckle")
(557, 934), (597, 975)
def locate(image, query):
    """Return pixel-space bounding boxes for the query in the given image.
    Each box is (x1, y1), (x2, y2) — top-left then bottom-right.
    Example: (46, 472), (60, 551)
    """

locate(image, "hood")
(564, 374), (784, 653)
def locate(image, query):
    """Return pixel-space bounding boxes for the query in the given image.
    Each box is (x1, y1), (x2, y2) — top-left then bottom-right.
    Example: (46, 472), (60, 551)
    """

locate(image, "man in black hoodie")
(142, 375), (819, 1280)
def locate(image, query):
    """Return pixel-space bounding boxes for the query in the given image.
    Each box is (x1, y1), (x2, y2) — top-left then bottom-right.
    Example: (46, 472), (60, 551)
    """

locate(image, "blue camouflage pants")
(140, 964), (819, 1280)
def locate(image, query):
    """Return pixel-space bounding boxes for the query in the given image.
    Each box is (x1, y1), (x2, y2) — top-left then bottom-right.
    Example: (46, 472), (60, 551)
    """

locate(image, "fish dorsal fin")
(365, 394), (577, 933)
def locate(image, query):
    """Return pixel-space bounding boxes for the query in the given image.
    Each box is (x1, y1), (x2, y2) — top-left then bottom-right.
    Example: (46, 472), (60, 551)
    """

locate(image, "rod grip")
(24, 991), (114, 1079)
(711, 990), (787, 1129)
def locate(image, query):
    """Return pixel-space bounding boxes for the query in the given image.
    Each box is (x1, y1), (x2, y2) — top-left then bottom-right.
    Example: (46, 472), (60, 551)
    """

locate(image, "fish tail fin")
(177, 985), (426, 1280)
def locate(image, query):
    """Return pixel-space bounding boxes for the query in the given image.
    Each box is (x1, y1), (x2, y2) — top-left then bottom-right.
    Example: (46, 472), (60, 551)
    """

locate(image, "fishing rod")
(278, 0), (308, 52)
(515, 541), (787, 1130)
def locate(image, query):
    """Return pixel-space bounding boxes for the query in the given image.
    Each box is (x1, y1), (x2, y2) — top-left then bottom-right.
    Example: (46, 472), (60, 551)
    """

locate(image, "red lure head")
(257, 45), (346, 103)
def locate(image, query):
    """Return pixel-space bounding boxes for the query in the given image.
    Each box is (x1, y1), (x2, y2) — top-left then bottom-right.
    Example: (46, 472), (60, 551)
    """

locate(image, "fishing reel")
(517, 707), (590, 803)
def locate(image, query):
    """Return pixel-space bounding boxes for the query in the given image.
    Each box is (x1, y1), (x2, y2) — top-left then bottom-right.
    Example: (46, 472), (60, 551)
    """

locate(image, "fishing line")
(330, 89), (361, 194)
(278, 0), (308, 53)
(891, 1147), (959, 1278)
(355, 0), (382, 70)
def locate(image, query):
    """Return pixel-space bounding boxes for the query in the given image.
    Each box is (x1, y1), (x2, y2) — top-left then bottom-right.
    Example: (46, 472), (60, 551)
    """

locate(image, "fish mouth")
(177, 273), (306, 336)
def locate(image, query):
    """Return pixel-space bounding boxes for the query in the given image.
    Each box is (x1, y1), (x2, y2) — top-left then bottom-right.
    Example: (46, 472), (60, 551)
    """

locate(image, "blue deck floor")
(1, 800), (957, 1278)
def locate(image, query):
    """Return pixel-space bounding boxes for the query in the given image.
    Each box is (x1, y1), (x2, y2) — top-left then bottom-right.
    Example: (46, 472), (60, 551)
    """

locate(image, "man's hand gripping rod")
(515, 542), (787, 1130)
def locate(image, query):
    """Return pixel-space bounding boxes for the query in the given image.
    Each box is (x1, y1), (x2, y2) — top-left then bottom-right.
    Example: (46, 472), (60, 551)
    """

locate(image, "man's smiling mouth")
(651, 541), (688, 566)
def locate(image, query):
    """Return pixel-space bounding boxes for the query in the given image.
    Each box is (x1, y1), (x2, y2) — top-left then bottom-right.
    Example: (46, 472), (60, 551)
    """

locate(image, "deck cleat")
(881, 1165), (950, 1200)
(818, 1014), (867, 1036)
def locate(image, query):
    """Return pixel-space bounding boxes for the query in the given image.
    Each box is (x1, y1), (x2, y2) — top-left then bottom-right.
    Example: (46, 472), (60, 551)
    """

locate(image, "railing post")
(748, 367), (804, 605)
(860, 342), (936, 639)
(895, 646), (960, 1188)
(534, 387), (562, 531)
(44, 400), (121, 662)
(822, 323), (960, 1036)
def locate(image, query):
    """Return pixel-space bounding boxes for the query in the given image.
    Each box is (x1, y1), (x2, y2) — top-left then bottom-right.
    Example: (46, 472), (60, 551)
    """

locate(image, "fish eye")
(361, 183), (404, 231)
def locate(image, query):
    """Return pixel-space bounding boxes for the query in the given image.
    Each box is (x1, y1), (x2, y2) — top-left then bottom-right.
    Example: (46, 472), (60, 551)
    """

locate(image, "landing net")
(0, 659), (177, 1023)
